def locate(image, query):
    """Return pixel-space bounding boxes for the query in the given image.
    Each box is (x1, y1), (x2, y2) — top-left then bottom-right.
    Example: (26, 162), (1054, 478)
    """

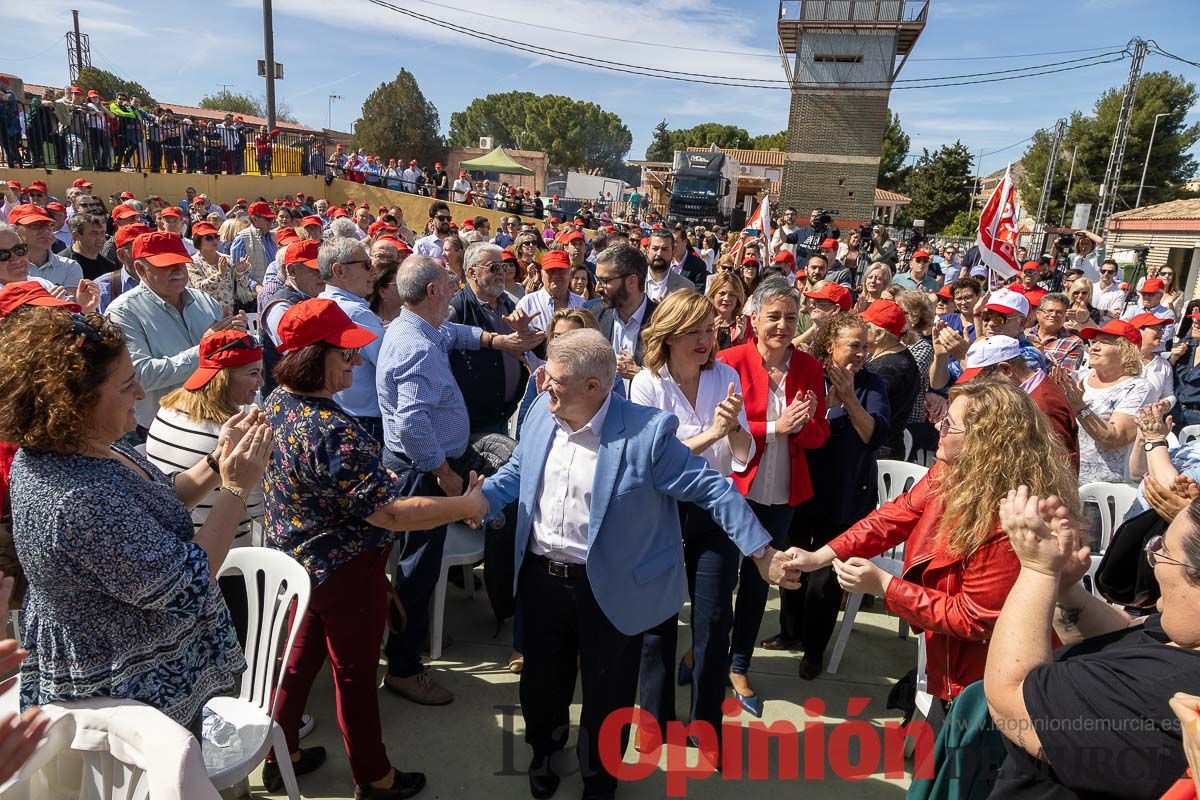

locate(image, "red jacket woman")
(795, 379), (1079, 702)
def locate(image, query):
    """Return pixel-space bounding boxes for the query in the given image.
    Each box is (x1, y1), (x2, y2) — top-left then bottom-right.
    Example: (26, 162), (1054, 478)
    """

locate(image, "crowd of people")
(0, 177), (1198, 800)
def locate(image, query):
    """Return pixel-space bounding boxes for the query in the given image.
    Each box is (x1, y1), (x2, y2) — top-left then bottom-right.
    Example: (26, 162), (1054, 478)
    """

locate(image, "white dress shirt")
(1093, 281), (1125, 317)
(646, 274), (670, 302)
(529, 394), (611, 564)
(744, 370), (791, 506)
(629, 363), (753, 476)
(609, 297), (648, 356)
(515, 287), (584, 333)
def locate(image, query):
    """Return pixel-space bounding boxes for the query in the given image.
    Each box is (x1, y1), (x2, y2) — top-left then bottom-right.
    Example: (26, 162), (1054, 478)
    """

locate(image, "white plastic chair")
(428, 523), (486, 661)
(245, 312), (261, 337)
(207, 548), (310, 800)
(827, 461), (930, 674)
(0, 686), (76, 800)
(1180, 424), (1200, 445)
(903, 633), (936, 758)
(1078, 481), (1138, 551)
(1085, 553), (1104, 599)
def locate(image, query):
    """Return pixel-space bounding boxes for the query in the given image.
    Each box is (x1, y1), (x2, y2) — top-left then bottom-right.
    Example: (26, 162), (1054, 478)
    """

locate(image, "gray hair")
(462, 229), (485, 244)
(317, 236), (367, 281)
(124, 199), (145, 214)
(1038, 292), (1070, 310)
(395, 254), (452, 306)
(546, 328), (616, 391)
(0, 223), (18, 244)
(327, 217), (359, 239)
(863, 261), (893, 284)
(749, 276), (801, 314)
(464, 241), (502, 272)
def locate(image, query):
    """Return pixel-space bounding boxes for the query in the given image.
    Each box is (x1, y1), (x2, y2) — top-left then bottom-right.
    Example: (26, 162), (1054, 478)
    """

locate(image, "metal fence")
(1, 100), (329, 177)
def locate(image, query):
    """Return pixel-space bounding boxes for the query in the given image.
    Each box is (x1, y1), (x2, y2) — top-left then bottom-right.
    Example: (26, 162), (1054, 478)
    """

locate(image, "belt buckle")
(547, 560), (568, 578)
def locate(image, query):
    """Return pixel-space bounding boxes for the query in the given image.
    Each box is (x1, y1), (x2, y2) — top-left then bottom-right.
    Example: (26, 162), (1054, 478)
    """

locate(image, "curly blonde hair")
(0, 309), (127, 454)
(936, 380), (1081, 558)
(642, 291), (717, 374)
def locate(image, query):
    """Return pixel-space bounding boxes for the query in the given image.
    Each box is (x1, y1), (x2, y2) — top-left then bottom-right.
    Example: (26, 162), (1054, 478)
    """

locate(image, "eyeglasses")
(938, 415), (966, 436)
(339, 348), (359, 363)
(1145, 535), (1191, 570)
(209, 334), (258, 357)
(200, 235), (219, 243)
(594, 273), (629, 286)
(0, 243), (29, 262)
(340, 258), (371, 269)
(1039, 307), (1067, 317)
(474, 261), (505, 274)
(1100, 269), (1117, 275)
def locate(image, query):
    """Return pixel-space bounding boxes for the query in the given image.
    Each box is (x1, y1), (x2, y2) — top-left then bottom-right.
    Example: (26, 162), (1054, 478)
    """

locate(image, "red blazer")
(717, 341), (829, 506)
(827, 462), (1021, 701)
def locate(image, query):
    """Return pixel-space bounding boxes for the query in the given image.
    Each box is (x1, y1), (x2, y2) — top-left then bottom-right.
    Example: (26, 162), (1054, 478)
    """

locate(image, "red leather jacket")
(717, 341), (830, 505)
(827, 462), (1021, 701)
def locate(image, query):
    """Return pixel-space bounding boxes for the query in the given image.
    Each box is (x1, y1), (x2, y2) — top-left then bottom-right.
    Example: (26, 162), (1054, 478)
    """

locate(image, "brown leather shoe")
(383, 671), (454, 705)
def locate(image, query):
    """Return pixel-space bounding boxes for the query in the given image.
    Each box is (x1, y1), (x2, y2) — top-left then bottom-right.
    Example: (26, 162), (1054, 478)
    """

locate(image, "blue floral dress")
(262, 389), (405, 585)
(10, 441), (245, 726)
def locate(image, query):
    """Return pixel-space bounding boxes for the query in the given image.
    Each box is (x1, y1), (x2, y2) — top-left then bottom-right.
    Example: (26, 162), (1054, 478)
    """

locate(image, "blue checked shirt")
(376, 308), (482, 471)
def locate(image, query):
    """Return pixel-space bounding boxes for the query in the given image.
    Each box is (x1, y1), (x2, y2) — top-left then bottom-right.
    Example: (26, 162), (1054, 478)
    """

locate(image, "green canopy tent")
(458, 146), (534, 176)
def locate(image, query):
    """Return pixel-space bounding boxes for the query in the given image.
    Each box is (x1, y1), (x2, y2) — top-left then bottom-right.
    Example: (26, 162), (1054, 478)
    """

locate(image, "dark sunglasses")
(1100, 269), (1117, 275)
(68, 313), (101, 346)
(339, 347), (359, 363)
(434, 215), (453, 222)
(209, 334), (258, 357)
(200, 234), (220, 243)
(0, 243), (29, 262)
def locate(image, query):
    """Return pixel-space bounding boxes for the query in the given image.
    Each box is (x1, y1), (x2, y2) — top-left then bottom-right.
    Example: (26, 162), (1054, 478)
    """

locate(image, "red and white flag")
(730, 195), (772, 264)
(976, 164), (1020, 279)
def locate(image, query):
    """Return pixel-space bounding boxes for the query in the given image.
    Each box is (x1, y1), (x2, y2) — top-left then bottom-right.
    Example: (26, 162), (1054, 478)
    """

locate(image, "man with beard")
(672, 227), (709, 291)
(447, 242), (531, 435)
(788, 208), (841, 260)
(645, 230), (694, 302)
(415, 201), (453, 263)
(595, 243), (657, 391)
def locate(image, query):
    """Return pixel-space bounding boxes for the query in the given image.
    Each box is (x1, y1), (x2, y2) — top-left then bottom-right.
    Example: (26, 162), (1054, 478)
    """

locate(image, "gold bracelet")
(219, 484), (248, 505)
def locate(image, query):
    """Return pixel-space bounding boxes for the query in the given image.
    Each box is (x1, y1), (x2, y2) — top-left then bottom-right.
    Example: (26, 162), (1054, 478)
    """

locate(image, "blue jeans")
(639, 503), (741, 740)
(728, 501), (794, 675)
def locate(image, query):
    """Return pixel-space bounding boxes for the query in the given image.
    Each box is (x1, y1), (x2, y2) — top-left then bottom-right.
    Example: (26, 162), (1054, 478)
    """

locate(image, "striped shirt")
(145, 407), (264, 544)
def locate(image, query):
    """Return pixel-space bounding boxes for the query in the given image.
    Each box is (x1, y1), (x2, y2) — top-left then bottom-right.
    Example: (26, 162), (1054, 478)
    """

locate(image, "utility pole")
(328, 94), (342, 131)
(1095, 37), (1147, 245)
(67, 10), (92, 84)
(72, 11), (83, 82)
(1032, 118), (1067, 256)
(967, 147), (983, 217)
(1135, 111), (1169, 209)
(262, 0), (276, 129)
(1058, 144), (1079, 228)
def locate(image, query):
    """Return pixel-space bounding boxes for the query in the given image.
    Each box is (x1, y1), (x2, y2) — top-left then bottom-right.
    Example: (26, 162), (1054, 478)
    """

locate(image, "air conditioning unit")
(479, 137), (495, 149)
(738, 165), (752, 174)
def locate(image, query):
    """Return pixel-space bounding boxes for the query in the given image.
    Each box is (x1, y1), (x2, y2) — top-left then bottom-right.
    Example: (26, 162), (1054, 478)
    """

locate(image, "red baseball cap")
(1140, 278), (1166, 294)
(283, 239), (320, 269)
(541, 250), (571, 270)
(0, 281), (81, 317)
(115, 223), (153, 249)
(936, 284), (954, 300)
(236, 197), (248, 205)
(819, 238), (838, 249)
(8, 204), (53, 225)
(772, 250), (795, 267)
(912, 250), (930, 260)
(1126, 312), (1174, 330)
(500, 248), (517, 262)
(157, 206), (181, 219)
(276, 298), (378, 353)
(301, 215), (323, 228)
(558, 230), (585, 245)
(1078, 319), (1141, 347)
(1021, 260), (1041, 272)
(5, 181), (20, 192)
(27, 180), (47, 193)
(248, 201), (276, 219)
(276, 228), (301, 247)
(804, 282), (852, 312)
(71, 178), (92, 189)
(119, 191), (135, 201)
(368, 220), (397, 236)
(183, 330), (263, 390)
(861, 299), (907, 337)
(329, 208), (349, 219)
(191, 222), (219, 237)
(132, 232), (192, 268)
(46, 201), (67, 213)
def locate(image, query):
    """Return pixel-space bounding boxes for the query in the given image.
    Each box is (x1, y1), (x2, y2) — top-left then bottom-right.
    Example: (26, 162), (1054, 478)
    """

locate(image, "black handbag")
(1095, 506), (1164, 608)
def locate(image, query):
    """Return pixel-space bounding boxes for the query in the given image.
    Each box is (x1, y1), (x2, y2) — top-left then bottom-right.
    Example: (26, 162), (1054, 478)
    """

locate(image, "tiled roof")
(717, 148), (786, 167)
(1110, 198), (1200, 221)
(875, 188), (911, 204)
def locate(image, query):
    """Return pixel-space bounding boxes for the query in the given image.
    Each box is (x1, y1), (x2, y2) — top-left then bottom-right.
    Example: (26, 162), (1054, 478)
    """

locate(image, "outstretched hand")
(461, 471), (489, 528)
(755, 546), (804, 589)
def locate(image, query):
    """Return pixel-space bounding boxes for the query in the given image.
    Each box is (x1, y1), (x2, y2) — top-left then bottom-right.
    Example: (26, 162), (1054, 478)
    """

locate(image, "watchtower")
(777, 0), (928, 223)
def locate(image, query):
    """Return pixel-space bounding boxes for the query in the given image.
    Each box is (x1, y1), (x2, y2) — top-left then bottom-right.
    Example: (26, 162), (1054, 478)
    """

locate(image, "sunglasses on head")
(68, 313), (101, 346)
(210, 334), (258, 357)
(0, 243), (29, 262)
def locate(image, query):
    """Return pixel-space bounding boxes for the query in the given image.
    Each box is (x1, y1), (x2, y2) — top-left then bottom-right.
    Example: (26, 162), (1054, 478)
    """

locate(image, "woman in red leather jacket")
(792, 379), (1080, 702)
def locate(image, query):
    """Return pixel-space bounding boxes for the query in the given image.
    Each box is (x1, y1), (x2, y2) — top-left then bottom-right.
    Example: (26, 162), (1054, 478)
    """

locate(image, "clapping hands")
(710, 383), (744, 436)
(775, 389), (816, 435)
(998, 486), (1089, 578)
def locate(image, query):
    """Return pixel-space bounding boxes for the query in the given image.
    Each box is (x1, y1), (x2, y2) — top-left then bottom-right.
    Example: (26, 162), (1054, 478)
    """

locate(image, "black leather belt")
(530, 553), (586, 580)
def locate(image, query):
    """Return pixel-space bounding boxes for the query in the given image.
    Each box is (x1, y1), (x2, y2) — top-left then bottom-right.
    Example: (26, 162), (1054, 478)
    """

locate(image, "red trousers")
(271, 546), (392, 784)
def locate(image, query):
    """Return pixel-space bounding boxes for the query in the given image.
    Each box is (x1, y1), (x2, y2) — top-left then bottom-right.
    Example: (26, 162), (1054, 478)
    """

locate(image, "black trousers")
(519, 556), (643, 798)
(776, 515), (849, 663)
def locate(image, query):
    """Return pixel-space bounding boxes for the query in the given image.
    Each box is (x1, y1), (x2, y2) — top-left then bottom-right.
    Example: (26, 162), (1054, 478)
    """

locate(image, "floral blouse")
(11, 440), (245, 726)
(263, 389), (405, 585)
(189, 251), (254, 312)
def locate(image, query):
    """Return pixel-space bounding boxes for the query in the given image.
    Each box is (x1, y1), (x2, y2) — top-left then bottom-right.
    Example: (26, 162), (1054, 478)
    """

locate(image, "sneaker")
(262, 746), (327, 792)
(298, 713), (315, 739)
(354, 768), (427, 799)
(383, 671), (454, 706)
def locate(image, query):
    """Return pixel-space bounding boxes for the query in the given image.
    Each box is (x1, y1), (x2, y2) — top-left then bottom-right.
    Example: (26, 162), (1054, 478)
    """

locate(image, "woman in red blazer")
(717, 277), (829, 716)
(793, 379), (1079, 703)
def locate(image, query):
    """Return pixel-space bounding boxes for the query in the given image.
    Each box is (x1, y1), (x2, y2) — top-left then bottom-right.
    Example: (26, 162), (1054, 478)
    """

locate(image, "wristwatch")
(1144, 439), (1168, 452)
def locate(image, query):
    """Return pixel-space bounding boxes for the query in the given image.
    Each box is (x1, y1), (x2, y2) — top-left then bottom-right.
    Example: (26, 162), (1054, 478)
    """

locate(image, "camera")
(814, 209), (834, 227)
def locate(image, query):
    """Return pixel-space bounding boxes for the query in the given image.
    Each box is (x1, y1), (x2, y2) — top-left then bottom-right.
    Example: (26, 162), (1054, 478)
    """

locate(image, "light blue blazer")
(482, 392), (772, 636)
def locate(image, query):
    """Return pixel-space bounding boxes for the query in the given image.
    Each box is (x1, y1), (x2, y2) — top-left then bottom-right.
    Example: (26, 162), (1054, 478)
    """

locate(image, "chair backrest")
(1180, 424), (1200, 446)
(877, 460), (929, 508)
(216, 547), (311, 714)
(0, 705), (75, 799)
(245, 312), (261, 336)
(1078, 481), (1139, 551)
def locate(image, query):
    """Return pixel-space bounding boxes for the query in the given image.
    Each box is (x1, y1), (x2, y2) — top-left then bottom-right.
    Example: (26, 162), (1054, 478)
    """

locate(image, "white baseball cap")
(982, 288), (1030, 318)
(959, 335), (1022, 382)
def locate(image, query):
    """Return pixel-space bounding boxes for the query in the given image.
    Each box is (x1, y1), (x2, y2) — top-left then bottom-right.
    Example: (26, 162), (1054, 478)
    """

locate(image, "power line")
(365, 0), (1129, 91)
(980, 135), (1035, 158)
(1149, 44), (1200, 70)
(0, 41), (63, 62)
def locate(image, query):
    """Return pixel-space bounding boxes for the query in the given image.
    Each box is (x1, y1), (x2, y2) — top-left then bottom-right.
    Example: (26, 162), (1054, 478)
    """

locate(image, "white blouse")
(744, 369), (792, 506)
(630, 361), (754, 477)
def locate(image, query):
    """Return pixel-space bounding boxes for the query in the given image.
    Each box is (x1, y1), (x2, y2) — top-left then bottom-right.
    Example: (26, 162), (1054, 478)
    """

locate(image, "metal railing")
(780, 0), (928, 23)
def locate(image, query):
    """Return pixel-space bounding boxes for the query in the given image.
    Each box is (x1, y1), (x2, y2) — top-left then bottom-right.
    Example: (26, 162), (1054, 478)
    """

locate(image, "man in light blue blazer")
(479, 329), (803, 800)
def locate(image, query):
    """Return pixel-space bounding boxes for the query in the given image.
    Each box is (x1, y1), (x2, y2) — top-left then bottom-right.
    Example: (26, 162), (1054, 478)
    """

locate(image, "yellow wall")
(0, 167), (548, 232)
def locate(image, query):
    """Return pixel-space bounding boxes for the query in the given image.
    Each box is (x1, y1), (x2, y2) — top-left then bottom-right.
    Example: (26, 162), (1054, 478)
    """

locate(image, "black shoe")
(798, 658), (822, 681)
(759, 634), (800, 651)
(355, 768), (427, 799)
(528, 756), (560, 799)
(262, 746), (327, 792)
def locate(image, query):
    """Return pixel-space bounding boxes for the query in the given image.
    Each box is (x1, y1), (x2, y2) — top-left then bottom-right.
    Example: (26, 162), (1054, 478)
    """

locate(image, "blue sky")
(4, 0), (1198, 176)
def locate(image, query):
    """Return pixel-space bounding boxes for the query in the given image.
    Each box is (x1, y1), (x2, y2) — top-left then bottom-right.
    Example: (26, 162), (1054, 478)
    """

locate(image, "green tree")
(668, 122), (752, 151)
(1018, 71), (1200, 224)
(750, 130), (787, 150)
(646, 120), (673, 161)
(879, 110), (911, 191)
(448, 92), (631, 174)
(352, 69), (444, 165)
(76, 66), (155, 106)
(901, 141), (974, 232)
(940, 208), (981, 237)
(199, 90), (263, 117)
